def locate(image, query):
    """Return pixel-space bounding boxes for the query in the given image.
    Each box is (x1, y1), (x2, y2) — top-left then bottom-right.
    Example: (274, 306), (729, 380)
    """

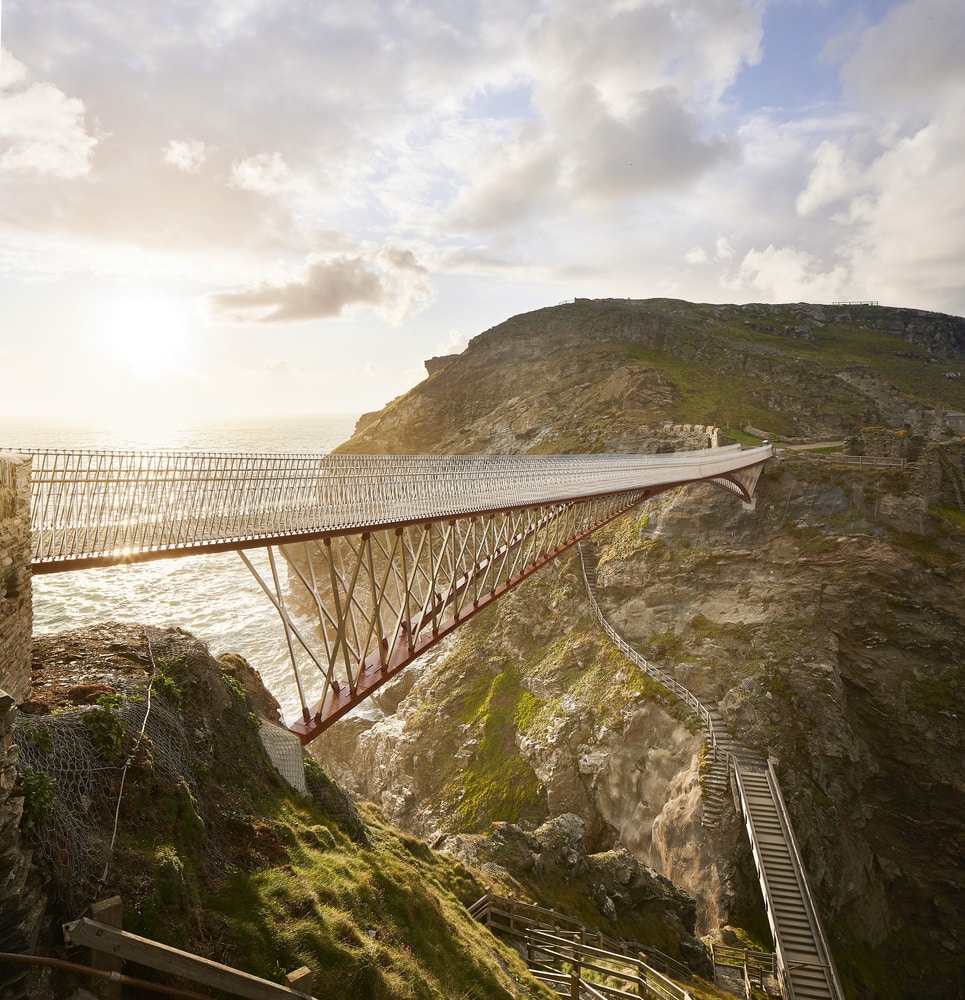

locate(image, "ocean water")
(2, 415), (360, 724)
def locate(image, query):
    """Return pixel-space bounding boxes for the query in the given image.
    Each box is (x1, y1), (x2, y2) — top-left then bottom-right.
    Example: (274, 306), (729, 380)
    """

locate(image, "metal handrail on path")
(730, 764), (845, 1000)
(579, 544), (846, 1000)
(763, 764), (845, 1000)
(577, 544), (732, 767)
(786, 451), (906, 471)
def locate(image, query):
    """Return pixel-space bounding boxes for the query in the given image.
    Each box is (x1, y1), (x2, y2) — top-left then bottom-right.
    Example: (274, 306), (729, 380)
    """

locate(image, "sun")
(99, 291), (194, 378)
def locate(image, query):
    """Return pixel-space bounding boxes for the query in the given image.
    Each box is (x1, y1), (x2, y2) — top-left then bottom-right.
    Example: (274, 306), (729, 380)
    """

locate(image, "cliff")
(13, 623), (556, 999)
(313, 298), (965, 999)
(340, 298), (965, 455)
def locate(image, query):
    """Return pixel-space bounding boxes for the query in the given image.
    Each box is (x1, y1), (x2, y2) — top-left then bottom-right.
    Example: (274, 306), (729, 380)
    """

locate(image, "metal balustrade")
(18, 445), (771, 571)
(580, 542), (845, 1000)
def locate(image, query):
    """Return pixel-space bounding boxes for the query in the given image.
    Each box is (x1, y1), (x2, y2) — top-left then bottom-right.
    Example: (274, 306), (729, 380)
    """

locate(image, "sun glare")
(99, 292), (194, 378)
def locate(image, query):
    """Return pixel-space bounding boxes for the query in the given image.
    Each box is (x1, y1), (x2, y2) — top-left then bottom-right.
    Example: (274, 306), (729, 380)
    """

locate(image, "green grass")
(626, 344), (799, 434)
(723, 427), (766, 447)
(215, 794), (714, 1000)
(932, 504), (965, 534)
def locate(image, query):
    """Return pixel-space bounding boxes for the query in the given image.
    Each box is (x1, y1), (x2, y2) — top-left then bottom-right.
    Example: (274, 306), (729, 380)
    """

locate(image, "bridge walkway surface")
(579, 544), (845, 1000)
(12, 444), (770, 742)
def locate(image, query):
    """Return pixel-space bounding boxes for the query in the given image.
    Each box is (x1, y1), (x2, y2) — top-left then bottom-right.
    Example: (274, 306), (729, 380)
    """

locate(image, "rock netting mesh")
(13, 630), (203, 907)
(13, 693), (198, 909)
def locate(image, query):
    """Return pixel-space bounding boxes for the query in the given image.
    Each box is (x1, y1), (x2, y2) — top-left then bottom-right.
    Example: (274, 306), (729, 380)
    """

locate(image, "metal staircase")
(733, 764), (844, 1000)
(579, 543), (846, 999)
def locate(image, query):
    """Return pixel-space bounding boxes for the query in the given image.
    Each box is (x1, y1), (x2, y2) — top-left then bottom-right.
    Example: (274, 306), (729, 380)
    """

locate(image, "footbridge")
(18, 443), (770, 743)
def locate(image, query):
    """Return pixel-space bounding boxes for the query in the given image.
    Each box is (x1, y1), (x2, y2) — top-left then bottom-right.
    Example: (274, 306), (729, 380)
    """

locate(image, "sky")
(1, 0), (963, 430)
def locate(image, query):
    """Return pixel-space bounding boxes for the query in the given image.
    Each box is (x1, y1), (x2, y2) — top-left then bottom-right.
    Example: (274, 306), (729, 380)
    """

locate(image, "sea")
(1, 414), (360, 725)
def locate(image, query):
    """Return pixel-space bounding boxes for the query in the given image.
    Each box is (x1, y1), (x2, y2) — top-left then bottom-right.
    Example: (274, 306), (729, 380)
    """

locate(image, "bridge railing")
(17, 445), (769, 569)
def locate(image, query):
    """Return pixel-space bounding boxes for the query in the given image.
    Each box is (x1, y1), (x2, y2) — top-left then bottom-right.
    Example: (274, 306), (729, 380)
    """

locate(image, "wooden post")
(285, 967), (313, 996)
(570, 969), (580, 1000)
(89, 897), (123, 1000)
(64, 917), (318, 1000)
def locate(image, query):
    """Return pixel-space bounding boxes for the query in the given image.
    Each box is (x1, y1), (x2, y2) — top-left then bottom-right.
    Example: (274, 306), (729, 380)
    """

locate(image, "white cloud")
(842, 100), (965, 309)
(730, 244), (849, 302)
(449, 0), (753, 234)
(208, 245), (431, 323)
(842, 0), (965, 110)
(685, 246), (709, 264)
(230, 151), (293, 195)
(164, 138), (207, 173)
(436, 330), (470, 356)
(796, 140), (861, 216)
(0, 50), (97, 178)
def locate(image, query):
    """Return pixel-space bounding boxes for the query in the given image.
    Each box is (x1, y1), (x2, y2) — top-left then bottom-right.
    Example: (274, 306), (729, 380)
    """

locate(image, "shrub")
(84, 697), (127, 759)
(17, 766), (58, 837)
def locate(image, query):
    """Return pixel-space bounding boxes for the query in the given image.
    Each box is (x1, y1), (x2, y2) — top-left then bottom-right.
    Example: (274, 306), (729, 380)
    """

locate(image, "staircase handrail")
(731, 765), (796, 1000)
(577, 544), (733, 768)
(764, 761), (846, 1000)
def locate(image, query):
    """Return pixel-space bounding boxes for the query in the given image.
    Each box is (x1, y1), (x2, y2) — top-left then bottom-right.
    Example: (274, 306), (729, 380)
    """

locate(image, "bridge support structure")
(241, 462), (766, 743)
(243, 490), (650, 742)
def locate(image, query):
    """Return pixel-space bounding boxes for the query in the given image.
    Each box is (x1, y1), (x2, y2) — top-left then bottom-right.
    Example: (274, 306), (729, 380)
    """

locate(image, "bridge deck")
(16, 445), (770, 571)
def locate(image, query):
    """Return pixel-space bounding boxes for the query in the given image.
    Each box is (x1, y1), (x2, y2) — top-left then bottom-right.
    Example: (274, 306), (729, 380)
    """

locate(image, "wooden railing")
(707, 943), (775, 999)
(524, 927), (690, 1000)
(469, 891), (695, 997)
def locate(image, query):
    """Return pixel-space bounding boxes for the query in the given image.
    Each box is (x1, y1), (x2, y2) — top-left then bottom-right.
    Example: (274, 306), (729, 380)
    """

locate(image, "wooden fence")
(469, 892), (695, 999)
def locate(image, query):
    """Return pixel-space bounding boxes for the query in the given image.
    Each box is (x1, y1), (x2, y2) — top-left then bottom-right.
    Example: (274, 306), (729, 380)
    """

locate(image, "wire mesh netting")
(11, 625), (211, 911)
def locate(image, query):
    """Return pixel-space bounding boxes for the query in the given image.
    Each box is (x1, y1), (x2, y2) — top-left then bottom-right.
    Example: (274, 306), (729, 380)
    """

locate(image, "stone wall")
(0, 454), (45, 998)
(1, 454), (33, 702)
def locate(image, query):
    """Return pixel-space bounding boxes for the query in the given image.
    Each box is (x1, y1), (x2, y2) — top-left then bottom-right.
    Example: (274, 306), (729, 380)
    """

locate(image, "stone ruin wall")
(2, 454), (33, 703)
(0, 454), (45, 997)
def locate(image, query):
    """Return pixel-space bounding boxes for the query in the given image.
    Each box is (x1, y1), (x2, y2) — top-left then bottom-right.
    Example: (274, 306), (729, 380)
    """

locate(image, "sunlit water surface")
(1, 415), (359, 724)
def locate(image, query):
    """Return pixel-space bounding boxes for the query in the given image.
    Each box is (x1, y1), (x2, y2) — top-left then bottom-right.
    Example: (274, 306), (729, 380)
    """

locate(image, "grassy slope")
(23, 627), (554, 1000)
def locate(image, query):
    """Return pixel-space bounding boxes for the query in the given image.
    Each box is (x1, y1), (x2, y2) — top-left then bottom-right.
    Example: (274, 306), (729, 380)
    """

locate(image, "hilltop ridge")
(341, 298), (965, 455)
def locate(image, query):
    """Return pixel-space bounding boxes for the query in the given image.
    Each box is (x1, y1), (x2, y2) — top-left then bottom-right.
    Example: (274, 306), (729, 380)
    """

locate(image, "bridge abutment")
(0, 453), (46, 998)
(2, 454), (33, 701)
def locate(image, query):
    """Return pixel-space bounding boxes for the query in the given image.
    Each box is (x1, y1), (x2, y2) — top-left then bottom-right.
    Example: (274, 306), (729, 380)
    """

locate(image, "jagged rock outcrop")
(440, 812), (713, 977)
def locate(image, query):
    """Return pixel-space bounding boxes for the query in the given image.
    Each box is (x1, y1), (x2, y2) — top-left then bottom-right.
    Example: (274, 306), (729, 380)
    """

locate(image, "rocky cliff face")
(313, 299), (965, 999)
(342, 298), (965, 455)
